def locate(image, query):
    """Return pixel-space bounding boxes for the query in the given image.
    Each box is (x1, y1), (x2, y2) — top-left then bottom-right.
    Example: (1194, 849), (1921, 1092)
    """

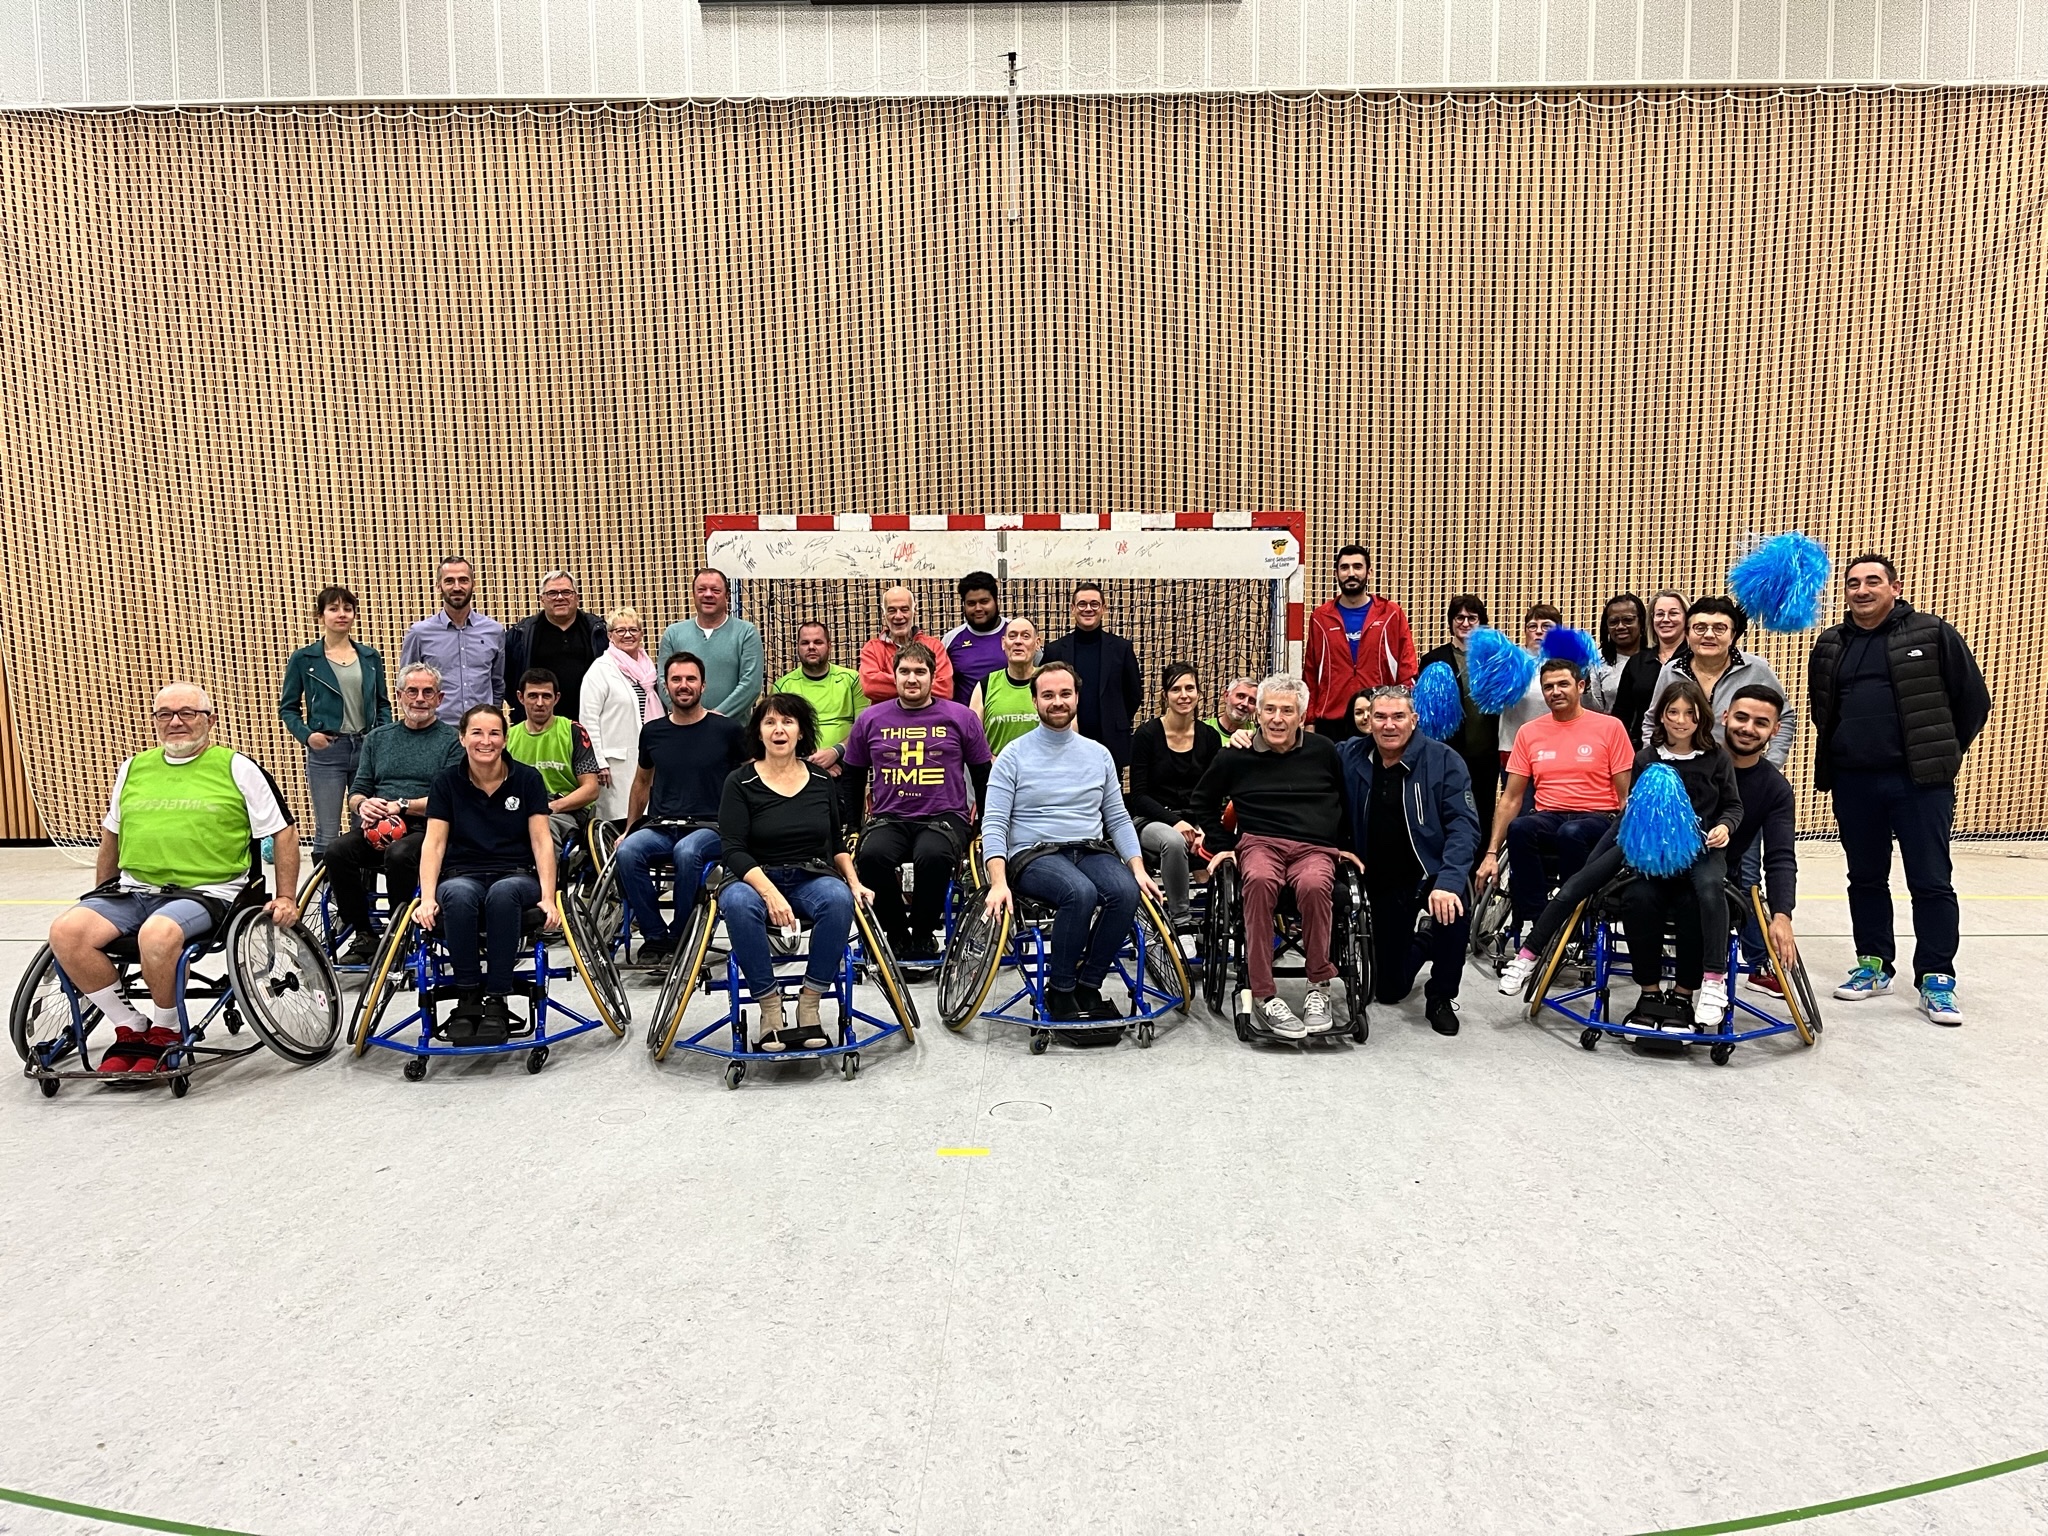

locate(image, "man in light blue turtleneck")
(981, 661), (1163, 1024)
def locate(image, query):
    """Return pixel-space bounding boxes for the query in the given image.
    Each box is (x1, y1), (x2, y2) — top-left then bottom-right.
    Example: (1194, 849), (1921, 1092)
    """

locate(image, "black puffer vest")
(1807, 603), (1962, 789)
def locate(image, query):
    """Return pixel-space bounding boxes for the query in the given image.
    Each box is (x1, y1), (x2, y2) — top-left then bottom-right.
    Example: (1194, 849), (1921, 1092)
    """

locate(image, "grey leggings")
(1138, 820), (1192, 921)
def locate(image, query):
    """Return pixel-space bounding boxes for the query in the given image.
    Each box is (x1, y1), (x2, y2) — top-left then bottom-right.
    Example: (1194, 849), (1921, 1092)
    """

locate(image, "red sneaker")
(97, 1025), (147, 1074)
(134, 1025), (182, 1072)
(1747, 971), (1785, 998)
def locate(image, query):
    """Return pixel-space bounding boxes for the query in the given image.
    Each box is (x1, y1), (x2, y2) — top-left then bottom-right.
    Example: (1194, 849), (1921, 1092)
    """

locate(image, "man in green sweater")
(657, 568), (764, 720)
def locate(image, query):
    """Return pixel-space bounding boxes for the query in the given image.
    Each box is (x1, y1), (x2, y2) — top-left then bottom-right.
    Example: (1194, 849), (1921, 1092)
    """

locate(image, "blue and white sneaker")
(1919, 974), (1963, 1027)
(1833, 956), (1893, 1002)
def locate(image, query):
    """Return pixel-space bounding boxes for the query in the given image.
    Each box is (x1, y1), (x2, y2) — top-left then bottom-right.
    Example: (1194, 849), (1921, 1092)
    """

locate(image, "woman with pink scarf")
(582, 606), (665, 826)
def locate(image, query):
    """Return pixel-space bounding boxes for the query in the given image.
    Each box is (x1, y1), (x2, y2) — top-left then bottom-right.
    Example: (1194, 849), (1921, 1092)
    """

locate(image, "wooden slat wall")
(0, 653), (47, 841)
(0, 90), (2042, 844)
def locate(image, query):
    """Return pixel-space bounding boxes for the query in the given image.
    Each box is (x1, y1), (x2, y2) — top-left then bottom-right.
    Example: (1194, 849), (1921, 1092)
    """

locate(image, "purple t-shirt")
(841, 698), (993, 820)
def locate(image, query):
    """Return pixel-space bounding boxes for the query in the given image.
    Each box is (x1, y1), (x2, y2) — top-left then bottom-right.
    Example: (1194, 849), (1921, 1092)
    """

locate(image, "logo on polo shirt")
(1576, 744), (1595, 760)
(505, 795), (522, 810)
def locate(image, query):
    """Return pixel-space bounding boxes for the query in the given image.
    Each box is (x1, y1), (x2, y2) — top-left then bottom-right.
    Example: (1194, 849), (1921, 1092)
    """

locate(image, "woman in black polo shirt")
(718, 693), (875, 1053)
(417, 704), (559, 1041)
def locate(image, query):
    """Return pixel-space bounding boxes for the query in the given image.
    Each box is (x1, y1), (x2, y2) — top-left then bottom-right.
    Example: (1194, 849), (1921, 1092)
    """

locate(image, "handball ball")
(364, 811), (408, 850)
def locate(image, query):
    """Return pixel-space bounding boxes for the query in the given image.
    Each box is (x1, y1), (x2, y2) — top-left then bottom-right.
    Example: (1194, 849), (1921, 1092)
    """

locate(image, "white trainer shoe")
(1693, 976), (1729, 1026)
(1498, 953), (1537, 996)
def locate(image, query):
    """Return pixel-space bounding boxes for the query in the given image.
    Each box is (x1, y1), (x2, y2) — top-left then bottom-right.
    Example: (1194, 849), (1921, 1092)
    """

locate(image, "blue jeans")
(304, 735), (363, 859)
(438, 872), (541, 994)
(1735, 837), (1766, 967)
(1505, 810), (1617, 925)
(1833, 769), (1959, 984)
(720, 869), (854, 1001)
(1014, 849), (1140, 991)
(618, 825), (723, 941)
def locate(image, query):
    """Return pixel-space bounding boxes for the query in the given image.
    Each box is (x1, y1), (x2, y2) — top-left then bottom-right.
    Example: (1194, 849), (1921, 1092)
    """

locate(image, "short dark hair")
(1335, 543), (1371, 567)
(1730, 683), (1785, 715)
(895, 639), (936, 673)
(1598, 593), (1649, 664)
(1071, 582), (1105, 604)
(1033, 659), (1078, 696)
(747, 692), (819, 759)
(1159, 661), (1198, 705)
(314, 585), (359, 617)
(517, 669), (559, 696)
(665, 650), (706, 679)
(1525, 603), (1564, 628)
(958, 571), (999, 602)
(1446, 594), (1488, 626)
(1846, 552), (1899, 582)
(438, 556), (473, 577)
(1686, 594), (1749, 642)
(458, 703), (506, 733)
(1538, 657), (1585, 683)
(797, 620), (830, 641)
(692, 567), (730, 594)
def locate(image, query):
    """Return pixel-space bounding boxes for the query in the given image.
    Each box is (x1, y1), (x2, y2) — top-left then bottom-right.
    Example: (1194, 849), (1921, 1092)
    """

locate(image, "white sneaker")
(1693, 976), (1729, 1027)
(1302, 986), (1334, 1033)
(1258, 995), (1307, 1039)
(1498, 953), (1537, 995)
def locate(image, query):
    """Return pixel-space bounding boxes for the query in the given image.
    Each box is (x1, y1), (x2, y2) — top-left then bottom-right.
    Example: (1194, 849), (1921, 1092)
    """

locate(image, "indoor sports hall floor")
(2, 842), (2045, 1536)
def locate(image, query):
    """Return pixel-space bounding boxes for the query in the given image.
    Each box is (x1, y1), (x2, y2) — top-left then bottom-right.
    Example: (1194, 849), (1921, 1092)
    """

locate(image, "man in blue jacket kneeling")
(1340, 685), (1483, 1036)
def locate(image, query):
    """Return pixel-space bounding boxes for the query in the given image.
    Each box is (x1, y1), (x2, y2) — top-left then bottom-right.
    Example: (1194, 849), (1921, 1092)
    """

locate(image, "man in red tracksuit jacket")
(1303, 543), (1419, 740)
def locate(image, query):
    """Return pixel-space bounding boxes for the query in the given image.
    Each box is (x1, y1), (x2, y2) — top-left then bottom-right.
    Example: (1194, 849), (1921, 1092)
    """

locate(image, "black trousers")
(1367, 882), (1471, 1003)
(326, 819), (427, 931)
(855, 815), (967, 944)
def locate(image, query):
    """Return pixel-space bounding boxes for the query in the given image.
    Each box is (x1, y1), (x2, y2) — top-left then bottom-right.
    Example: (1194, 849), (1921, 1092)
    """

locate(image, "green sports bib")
(981, 671), (1040, 757)
(506, 715), (577, 796)
(117, 746), (254, 889)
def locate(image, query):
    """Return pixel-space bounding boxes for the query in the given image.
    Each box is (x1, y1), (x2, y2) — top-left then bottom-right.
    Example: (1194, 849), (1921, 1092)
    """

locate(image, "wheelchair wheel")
(11, 943), (98, 1065)
(1134, 889), (1190, 1015)
(1338, 871), (1374, 1039)
(1469, 868), (1512, 970)
(586, 854), (627, 957)
(351, 899), (419, 1056)
(651, 890), (720, 1061)
(1752, 887), (1818, 1045)
(852, 897), (920, 1041)
(560, 890), (631, 1037)
(936, 893), (1010, 1032)
(1200, 861), (1239, 1014)
(295, 864), (344, 958)
(225, 908), (343, 1063)
(1526, 899), (1587, 1020)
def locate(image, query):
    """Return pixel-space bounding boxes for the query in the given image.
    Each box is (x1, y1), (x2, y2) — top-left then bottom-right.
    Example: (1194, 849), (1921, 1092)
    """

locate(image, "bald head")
(882, 586), (917, 642)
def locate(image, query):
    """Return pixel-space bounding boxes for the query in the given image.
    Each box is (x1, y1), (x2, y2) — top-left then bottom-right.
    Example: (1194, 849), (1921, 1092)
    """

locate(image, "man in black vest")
(1041, 582), (1144, 771)
(1807, 553), (1990, 1026)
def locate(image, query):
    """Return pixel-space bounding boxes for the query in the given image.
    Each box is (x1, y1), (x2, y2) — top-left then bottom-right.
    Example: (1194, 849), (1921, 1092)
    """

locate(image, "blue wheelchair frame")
(353, 895), (623, 1079)
(978, 896), (1188, 1051)
(1531, 878), (1816, 1063)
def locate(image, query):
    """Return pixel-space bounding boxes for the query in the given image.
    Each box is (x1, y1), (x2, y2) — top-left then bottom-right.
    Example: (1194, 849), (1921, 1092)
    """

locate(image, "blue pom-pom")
(1467, 627), (1537, 714)
(1413, 662), (1464, 740)
(1619, 762), (1704, 877)
(1539, 625), (1599, 670)
(1728, 532), (1832, 632)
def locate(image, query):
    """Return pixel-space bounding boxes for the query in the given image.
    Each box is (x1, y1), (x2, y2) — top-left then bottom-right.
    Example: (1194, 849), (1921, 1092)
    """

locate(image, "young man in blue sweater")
(980, 661), (1165, 1023)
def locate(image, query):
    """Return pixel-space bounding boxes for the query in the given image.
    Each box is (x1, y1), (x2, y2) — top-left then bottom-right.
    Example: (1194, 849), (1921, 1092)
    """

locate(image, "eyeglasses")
(1688, 621), (1734, 636)
(1451, 612), (1483, 625)
(400, 687), (441, 698)
(151, 708), (211, 724)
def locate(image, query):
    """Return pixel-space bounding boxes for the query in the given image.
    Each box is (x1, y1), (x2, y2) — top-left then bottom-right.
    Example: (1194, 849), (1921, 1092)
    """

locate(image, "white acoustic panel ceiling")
(6, 0), (2048, 104)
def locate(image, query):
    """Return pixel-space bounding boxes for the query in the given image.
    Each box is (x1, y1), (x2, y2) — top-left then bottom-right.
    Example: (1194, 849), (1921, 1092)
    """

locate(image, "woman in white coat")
(581, 606), (665, 826)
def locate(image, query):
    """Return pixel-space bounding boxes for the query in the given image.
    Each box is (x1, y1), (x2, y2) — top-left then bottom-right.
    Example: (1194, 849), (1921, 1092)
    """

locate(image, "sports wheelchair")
(348, 889), (628, 1079)
(1522, 876), (1821, 1062)
(12, 881), (342, 1098)
(1468, 856), (1517, 976)
(935, 845), (1189, 1052)
(1200, 857), (1373, 1045)
(643, 868), (920, 1088)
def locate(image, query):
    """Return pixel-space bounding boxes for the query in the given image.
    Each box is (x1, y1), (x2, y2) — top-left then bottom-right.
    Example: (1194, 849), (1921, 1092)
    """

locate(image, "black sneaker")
(1426, 995), (1460, 1036)
(1044, 986), (1083, 1022)
(637, 936), (677, 968)
(1072, 983), (1124, 1021)
(475, 994), (514, 1047)
(340, 931), (382, 966)
(899, 931), (942, 974)
(444, 990), (486, 1044)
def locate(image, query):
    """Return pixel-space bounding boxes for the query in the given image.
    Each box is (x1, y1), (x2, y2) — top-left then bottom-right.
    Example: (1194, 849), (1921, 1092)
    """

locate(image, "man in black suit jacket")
(1041, 582), (1145, 770)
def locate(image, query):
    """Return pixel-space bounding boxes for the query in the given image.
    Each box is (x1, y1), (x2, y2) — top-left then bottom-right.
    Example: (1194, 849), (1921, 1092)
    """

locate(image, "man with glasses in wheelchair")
(1187, 672), (1358, 1038)
(47, 684), (301, 1074)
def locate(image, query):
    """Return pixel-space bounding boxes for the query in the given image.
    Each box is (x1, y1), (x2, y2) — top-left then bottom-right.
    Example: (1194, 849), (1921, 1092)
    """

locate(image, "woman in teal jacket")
(279, 585), (392, 858)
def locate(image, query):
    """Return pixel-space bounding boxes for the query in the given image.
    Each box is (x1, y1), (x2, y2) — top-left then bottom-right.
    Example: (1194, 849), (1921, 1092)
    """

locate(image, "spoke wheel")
(936, 895), (1009, 1032)
(853, 897), (920, 1042)
(652, 892), (719, 1061)
(351, 899), (418, 1056)
(227, 909), (343, 1063)
(11, 944), (95, 1065)
(1527, 899), (1587, 1020)
(1134, 890), (1190, 1015)
(561, 890), (631, 1037)
(1753, 886), (1818, 1045)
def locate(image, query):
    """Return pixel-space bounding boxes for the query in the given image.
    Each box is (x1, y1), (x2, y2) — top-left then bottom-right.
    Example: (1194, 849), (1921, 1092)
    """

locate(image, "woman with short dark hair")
(1418, 594), (1500, 836)
(280, 584), (391, 858)
(1126, 661), (1221, 929)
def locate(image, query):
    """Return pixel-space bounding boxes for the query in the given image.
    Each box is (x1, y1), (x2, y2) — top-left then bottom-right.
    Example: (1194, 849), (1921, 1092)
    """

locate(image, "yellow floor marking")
(937, 1147), (990, 1157)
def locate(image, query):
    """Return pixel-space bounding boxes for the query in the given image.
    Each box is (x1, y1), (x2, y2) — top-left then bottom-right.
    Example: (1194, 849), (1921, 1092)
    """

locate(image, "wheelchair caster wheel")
(1350, 1018), (1368, 1044)
(403, 1057), (428, 1082)
(38, 1076), (59, 1098)
(1136, 1022), (1154, 1048)
(526, 1047), (549, 1074)
(171, 1074), (190, 1098)
(224, 1008), (243, 1036)
(1710, 1043), (1733, 1065)
(1233, 1015), (1252, 1042)
(724, 1062), (745, 1090)
(1029, 1029), (1050, 1055)
(841, 1051), (861, 1079)
(1579, 1028), (1601, 1051)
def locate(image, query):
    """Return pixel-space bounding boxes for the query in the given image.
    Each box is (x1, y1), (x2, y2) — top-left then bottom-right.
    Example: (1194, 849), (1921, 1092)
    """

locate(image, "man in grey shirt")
(401, 556), (507, 725)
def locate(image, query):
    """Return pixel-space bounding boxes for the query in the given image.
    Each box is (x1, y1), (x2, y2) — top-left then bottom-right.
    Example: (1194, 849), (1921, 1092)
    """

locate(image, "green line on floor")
(1631, 1445), (2048, 1534)
(0, 1485), (262, 1534)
